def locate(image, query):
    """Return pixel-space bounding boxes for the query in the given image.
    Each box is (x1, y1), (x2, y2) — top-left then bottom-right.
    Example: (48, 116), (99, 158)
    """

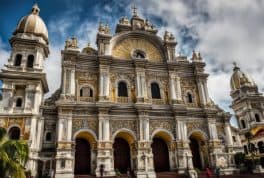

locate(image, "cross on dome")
(131, 4), (137, 16)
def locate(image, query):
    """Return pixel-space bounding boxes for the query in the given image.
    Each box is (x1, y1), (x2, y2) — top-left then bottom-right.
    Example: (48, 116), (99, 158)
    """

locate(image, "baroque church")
(0, 3), (264, 178)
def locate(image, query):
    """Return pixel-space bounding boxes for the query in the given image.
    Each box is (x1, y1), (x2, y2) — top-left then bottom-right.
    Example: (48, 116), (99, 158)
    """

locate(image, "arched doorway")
(74, 138), (91, 175)
(152, 137), (170, 172)
(189, 137), (202, 169)
(8, 126), (20, 140)
(189, 131), (208, 170)
(113, 137), (131, 173)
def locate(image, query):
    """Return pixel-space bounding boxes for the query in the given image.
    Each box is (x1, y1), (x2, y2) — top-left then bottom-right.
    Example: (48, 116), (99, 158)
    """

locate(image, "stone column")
(67, 118), (72, 141)
(175, 119), (193, 174)
(225, 124), (233, 145)
(169, 73), (177, 103)
(70, 70), (75, 95)
(203, 81), (210, 104)
(142, 76), (147, 99)
(61, 68), (66, 95)
(33, 85), (41, 113)
(208, 121), (218, 140)
(175, 76), (182, 102)
(96, 108), (115, 177)
(55, 111), (74, 178)
(136, 75), (142, 97)
(135, 70), (146, 102)
(99, 66), (110, 101)
(27, 116), (42, 177)
(103, 118), (110, 141)
(197, 80), (206, 105)
(136, 111), (155, 178)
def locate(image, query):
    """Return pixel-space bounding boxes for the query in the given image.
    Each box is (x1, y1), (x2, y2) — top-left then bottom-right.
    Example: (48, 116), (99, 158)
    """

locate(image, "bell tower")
(0, 4), (49, 177)
(230, 63), (264, 146)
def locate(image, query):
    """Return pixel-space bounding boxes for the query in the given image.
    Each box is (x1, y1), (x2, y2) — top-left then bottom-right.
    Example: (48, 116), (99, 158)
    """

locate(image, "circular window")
(132, 49), (146, 59)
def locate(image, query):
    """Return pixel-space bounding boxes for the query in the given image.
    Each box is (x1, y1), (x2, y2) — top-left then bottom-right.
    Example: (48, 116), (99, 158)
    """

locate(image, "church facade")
(2, 4), (263, 178)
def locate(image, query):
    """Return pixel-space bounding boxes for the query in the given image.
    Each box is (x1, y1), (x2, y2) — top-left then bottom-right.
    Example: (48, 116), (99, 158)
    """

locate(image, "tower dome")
(230, 63), (256, 91)
(13, 4), (48, 44)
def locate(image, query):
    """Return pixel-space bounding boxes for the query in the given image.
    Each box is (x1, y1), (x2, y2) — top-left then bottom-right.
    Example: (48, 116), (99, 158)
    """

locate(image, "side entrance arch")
(74, 130), (97, 175)
(74, 138), (91, 174)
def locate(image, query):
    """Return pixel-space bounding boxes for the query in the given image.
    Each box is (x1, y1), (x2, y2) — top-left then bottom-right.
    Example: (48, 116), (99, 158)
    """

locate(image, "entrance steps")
(156, 172), (187, 178)
(75, 173), (264, 178)
(198, 173), (264, 178)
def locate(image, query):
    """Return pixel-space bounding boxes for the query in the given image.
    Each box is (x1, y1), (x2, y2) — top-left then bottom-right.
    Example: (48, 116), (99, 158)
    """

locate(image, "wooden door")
(74, 138), (91, 175)
(152, 138), (170, 172)
(114, 138), (131, 173)
(190, 137), (202, 169)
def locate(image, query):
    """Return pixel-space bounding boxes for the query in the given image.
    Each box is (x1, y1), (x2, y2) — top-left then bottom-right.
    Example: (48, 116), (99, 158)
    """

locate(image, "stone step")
(198, 173), (264, 178)
(156, 172), (187, 178)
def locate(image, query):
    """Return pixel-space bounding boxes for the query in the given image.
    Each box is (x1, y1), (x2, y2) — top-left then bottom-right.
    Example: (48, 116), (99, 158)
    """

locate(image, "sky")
(1, 0), (264, 126)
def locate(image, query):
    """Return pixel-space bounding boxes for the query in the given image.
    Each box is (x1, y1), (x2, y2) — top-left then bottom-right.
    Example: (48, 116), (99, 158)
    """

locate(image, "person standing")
(215, 167), (221, 178)
(206, 167), (212, 178)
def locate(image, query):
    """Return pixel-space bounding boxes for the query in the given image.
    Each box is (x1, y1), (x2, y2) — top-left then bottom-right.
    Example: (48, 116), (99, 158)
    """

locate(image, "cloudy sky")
(1, 0), (264, 126)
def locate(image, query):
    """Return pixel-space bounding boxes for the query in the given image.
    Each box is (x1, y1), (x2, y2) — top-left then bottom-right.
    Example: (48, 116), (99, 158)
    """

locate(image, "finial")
(197, 52), (202, 60)
(87, 42), (91, 47)
(233, 61), (240, 70)
(192, 50), (197, 58)
(32, 3), (40, 15)
(132, 4), (137, 16)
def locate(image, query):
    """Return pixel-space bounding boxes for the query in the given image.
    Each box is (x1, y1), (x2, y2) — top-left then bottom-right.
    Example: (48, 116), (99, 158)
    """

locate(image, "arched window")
(14, 54), (22, 66)
(80, 89), (83, 97)
(258, 141), (264, 153)
(46, 132), (52, 141)
(243, 145), (248, 154)
(241, 120), (246, 129)
(27, 55), (34, 68)
(187, 92), (193, 103)
(80, 86), (93, 97)
(118, 81), (128, 97)
(232, 136), (237, 142)
(255, 114), (261, 122)
(151, 83), (161, 99)
(8, 126), (20, 140)
(16, 98), (23, 107)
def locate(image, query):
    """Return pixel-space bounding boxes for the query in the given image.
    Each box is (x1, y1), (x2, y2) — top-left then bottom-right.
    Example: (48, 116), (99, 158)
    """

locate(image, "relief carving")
(187, 121), (208, 136)
(150, 120), (174, 135)
(111, 120), (137, 135)
(72, 119), (98, 134)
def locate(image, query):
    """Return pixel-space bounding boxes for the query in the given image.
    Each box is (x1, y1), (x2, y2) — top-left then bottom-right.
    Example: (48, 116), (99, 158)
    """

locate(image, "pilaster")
(95, 107), (115, 177)
(136, 109), (155, 178)
(55, 109), (74, 178)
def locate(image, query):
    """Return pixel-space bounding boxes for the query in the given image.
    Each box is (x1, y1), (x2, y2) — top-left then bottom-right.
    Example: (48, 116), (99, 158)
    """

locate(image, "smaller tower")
(230, 63), (264, 159)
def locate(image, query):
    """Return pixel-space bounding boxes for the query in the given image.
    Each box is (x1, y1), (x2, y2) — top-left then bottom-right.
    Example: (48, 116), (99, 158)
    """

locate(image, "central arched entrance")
(74, 138), (91, 175)
(152, 137), (170, 172)
(114, 137), (131, 173)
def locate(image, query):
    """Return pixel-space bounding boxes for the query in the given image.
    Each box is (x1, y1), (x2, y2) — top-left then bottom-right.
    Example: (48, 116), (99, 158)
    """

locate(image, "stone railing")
(117, 97), (129, 103)
(13, 107), (24, 113)
(79, 97), (94, 102)
(151, 99), (164, 105)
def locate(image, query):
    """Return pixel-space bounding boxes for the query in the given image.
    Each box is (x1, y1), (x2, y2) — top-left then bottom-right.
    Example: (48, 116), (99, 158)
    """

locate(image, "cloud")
(135, 0), (264, 126)
(0, 37), (10, 68)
